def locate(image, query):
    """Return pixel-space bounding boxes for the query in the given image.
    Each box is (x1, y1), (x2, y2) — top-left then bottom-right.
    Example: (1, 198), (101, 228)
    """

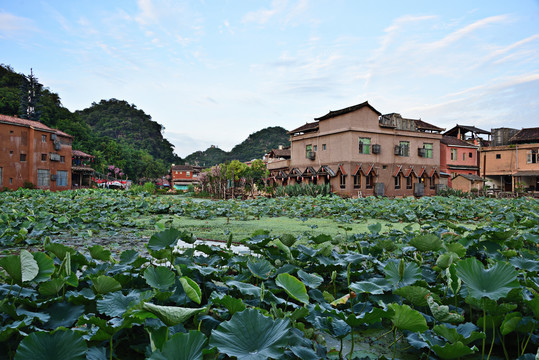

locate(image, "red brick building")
(0, 114), (72, 190)
(440, 136), (480, 188)
(171, 164), (202, 190)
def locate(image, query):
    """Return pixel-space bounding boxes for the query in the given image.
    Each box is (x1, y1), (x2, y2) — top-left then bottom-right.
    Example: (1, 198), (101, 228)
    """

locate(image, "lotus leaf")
(14, 330), (87, 360)
(144, 266), (176, 292)
(210, 294), (246, 315)
(387, 303), (428, 332)
(384, 260), (422, 288)
(410, 233), (442, 252)
(32, 252), (55, 283)
(0, 250), (39, 284)
(92, 275), (122, 294)
(427, 295), (464, 323)
(455, 258), (519, 301)
(394, 286), (432, 307)
(297, 269), (323, 289)
(89, 245), (112, 262)
(97, 291), (141, 317)
(209, 308), (290, 360)
(148, 228), (182, 251)
(433, 323), (485, 345)
(247, 258), (275, 280)
(142, 302), (206, 327)
(350, 280), (387, 295)
(431, 342), (478, 359)
(275, 273), (309, 305)
(500, 312), (522, 336)
(180, 276), (202, 304)
(149, 330), (207, 360)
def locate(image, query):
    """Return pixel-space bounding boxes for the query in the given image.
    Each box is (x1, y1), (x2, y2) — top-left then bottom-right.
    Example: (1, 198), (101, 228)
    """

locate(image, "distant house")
(480, 127), (539, 192)
(443, 124), (491, 147)
(451, 174), (485, 193)
(171, 164), (202, 190)
(440, 136), (480, 187)
(266, 146), (291, 186)
(71, 150), (95, 188)
(272, 101), (445, 197)
(0, 114), (72, 190)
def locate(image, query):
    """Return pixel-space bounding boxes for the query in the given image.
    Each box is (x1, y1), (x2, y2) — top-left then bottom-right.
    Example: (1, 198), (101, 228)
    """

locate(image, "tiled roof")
(510, 127), (539, 144)
(455, 174), (485, 182)
(414, 119), (445, 132)
(72, 149), (95, 158)
(269, 148), (291, 158)
(0, 114), (73, 138)
(441, 136), (478, 147)
(288, 121), (319, 135)
(444, 125), (491, 136)
(314, 101), (381, 121)
(172, 164), (199, 171)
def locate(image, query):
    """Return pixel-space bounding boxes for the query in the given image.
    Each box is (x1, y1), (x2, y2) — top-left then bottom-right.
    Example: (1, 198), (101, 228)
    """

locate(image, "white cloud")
(0, 11), (36, 37)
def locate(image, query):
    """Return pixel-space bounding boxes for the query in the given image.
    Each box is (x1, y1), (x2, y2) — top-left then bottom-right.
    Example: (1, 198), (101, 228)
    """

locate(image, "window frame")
(358, 137), (371, 154)
(406, 176), (413, 189)
(37, 169), (50, 187)
(20, 153), (27, 162)
(56, 170), (68, 187)
(394, 174), (401, 189)
(41, 153), (47, 161)
(450, 148), (457, 161)
(340, 174), (346, 189)
(366, 173), (374, 189)
(353, 173), (361, 189)
(423, 143), (433, 158)
(399, 141), (410, 157)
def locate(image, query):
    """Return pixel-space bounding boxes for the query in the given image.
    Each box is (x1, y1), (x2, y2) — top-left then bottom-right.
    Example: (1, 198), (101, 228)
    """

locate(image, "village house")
(71, 150), (96, 189)
(269, 101), (445, 197)
(170, 164), (202, 191)
(0, 114), (72, 191)
(440, 136), (480, 188)
(480, 127), (539, 193)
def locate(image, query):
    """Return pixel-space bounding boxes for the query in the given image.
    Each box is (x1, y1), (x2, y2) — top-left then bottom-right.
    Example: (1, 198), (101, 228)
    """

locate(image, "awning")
(317, 165), (335, 177)
(415, 166), (426, 178)
(302, 166), (317, 176)
(403, 167), (414, 177)
(513, 171), (539, 177)
(337, 164), (347, 175)
(392, 165), (402, 177)
(353, 163), (362, 175)
(429, 167), (439, 177)
(361, 163), (375, 176)
(72, 166), (95, 174)
(289, 168), (302, 177)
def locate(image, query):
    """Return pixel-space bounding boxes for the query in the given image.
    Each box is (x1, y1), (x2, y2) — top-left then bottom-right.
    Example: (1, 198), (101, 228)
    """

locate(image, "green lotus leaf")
(209, 308), (290, 360)
(433, 323), (485, 345)
(180, 276), (202, 304)
(297, 270), (323, 289)
(394, 286), (432, 307)
(247, 258), (275, 280)
(92, 275), (122, 294)
(144, 266), (176, 292)
(89, 245), (112, 262)
(431, 342), (478, 359)
(97, 291), (140, 317)
(14, 330), (87, 360)
(119, 249), (139, 265)
(444, 242), (466, 257)
(210, 294), (246, 315)
(368, 222), (382, 234)
(311, 234), (332, 244)
(436, 252), (460, 269)
(32, 252), (55, 283)
(509, 257), (539, 272)
(427, 295), (464, 323)
(0, 320), (27, 342)
(410, 233), (442, 252)
(455, 258), (519, 301)
(275, 273), (309, 305)
(273, 239), (293, 260)
(384, 260), (422, 288)
(346, 308), (390, 326)
(148, 228), (182, 251)
(38, 278), (65, 296)
(86, 347), (107, 360)
(226, 280), (261, 297)
(44, 242), (75, 260)
(0, 250), (39, 284)
(350, 280), (387, 295)
(142, 302), (206, 327)
(149, 330), (207, 360)
(44, 302), (85, 330)
(500, 312), (522, 336)
(387, 303), (428, 332)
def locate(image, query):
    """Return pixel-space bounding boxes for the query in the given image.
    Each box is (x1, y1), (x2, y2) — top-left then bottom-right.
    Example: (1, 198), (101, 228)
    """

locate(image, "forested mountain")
(184, 126), (290, 166)
(0, 64), (178, 180)
(76, 99), (177, 164)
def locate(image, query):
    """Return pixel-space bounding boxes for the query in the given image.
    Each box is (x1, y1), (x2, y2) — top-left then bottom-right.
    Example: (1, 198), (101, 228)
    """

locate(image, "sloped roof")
(288, 122), (319, 135)
(314, 101), (381, 121)
(172, 164), (199, 171)
(441, 136), (478, 147)
(509, 127), (539, 144)
(454, 174), (485, 182)
(268, 148), (291, 158)
(72, 149), (95, 158)
(0, 114), (73, 138)
(414, 119), (445, 132)
(444, 125), (491, 136)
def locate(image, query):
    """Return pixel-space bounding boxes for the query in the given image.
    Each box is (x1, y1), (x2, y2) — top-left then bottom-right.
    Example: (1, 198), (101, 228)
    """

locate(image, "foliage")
(275, 183), (332, 197)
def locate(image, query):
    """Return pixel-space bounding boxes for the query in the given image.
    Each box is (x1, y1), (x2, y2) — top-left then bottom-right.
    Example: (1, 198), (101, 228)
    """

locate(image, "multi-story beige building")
(480, 127), (539, 192)
(0, 114), (72, 190)
(269, 102), (445, 197)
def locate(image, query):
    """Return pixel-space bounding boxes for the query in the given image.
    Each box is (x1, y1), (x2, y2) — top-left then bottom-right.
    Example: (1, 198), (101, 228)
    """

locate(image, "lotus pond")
(0, 189), (538, 359)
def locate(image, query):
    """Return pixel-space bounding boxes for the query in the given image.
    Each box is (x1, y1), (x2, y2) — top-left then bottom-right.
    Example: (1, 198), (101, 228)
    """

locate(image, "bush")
(22, 182), (36, 189)
(275, 183), (331, 197)
(143, 182), (156, 194)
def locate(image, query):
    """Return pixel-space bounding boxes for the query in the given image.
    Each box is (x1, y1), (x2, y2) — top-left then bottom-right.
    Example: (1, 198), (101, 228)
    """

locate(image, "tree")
(19, 69), (43, 121)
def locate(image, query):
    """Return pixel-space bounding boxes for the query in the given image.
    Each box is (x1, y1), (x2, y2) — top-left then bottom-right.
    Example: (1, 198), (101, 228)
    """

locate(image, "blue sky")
(2, 1), (538, 157)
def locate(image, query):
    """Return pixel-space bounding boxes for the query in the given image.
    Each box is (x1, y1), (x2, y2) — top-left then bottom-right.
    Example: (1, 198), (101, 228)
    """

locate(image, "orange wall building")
(440, 136), (479, 188)
(0, 114), (72, 191)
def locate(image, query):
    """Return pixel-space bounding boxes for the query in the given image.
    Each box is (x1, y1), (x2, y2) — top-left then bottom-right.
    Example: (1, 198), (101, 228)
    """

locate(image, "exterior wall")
(289, 107), (442, 198)
(171, 166), (200, 185)
(0, 122), (72, 191)
(440, 143), (479, 187)
(480, 143), (539, 191)
(452, 177), (483, 192)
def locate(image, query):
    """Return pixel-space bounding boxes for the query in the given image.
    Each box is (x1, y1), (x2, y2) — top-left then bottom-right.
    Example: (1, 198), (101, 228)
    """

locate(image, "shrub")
(22, 182), (36, 189)
(143, 182), (156, 194)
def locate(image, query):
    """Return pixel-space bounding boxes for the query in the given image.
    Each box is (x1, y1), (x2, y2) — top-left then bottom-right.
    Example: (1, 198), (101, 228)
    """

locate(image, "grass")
(136, 215), (422, 242)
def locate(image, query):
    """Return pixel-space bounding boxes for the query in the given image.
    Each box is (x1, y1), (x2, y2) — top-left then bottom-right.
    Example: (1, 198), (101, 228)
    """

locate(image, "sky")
(1, 1), (538, 157)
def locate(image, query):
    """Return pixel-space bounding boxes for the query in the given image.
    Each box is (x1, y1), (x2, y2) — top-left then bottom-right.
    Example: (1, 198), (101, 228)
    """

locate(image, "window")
(430, 176), (436, 189)
(527, 149), (538, 164)
(353, 173), (361, 189)
(496, 154), (501, 159)
(10, 130), (13, 134)
(314, 145), (317, 152)
(399, 141), (409, 157)
(394, 175), (401, 189)
(322, 144), (326, 151)
(10, 151), (13, 155)
(186, 171), (191, 176)
(463, 152), (466, 161)
(42, 135), (47, 142)
(469, 152), (473, 158)
(406, 176), (412, 189)
(340, 174), (346, 189)
(41, 154), (47, 161)
(37, 169), (50, 187)
(450, 149), (457, 161)
(10, 178), (13, 184)
(423, 143), (433, 158)
(366, 173), (374, 189)
(306, 144), (312, 158)
(359, 137), (371, 154)
(20, 154), (26, 162)
(60, 156), (65, 163)
(57, 170), (68, 187)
